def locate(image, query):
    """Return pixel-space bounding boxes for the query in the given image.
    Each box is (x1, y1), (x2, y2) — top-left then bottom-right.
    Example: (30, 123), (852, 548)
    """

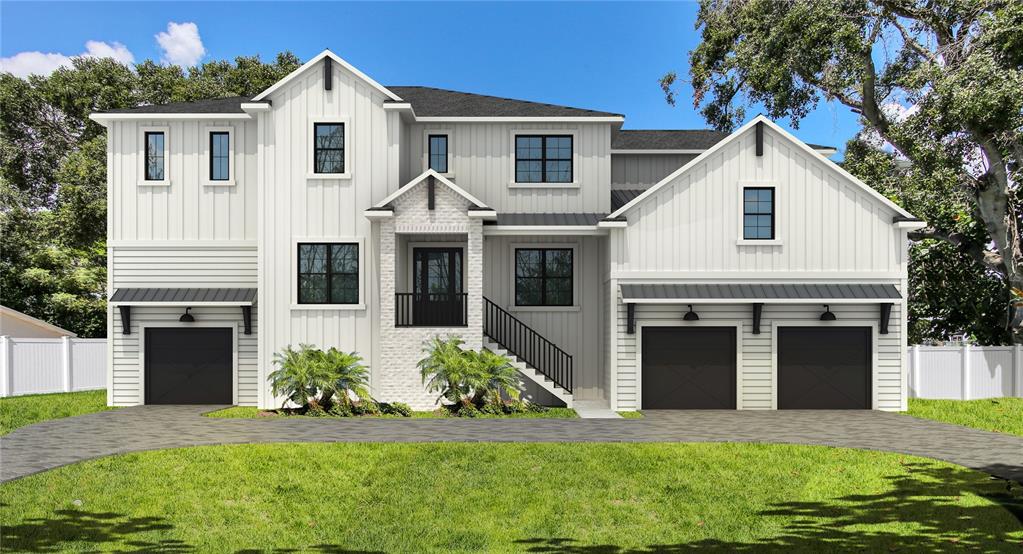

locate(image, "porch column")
(379, 219), (397, 331)
(465, 219), (484, 350)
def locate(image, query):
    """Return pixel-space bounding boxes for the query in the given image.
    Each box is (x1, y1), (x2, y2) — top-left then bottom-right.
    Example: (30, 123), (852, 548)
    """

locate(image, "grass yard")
(618, 411), (644, 419)
(205, 405), (578, 419)
(906, 397), (1023, 437)
(0, 390), (112, 436)
(1, 443), (1020, 552)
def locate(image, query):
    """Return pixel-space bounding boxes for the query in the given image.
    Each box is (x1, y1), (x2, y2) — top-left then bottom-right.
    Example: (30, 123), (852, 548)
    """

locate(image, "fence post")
(911, 345), (920, 398)
(1016, 344), (1023, 398)
(961, 343), (971, 401)
(0, 336), (9, 397)
(61, 336), (72, 392)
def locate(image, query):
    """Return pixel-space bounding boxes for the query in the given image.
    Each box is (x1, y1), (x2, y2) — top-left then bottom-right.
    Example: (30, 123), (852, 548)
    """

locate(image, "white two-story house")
(90, 50), (924, 413)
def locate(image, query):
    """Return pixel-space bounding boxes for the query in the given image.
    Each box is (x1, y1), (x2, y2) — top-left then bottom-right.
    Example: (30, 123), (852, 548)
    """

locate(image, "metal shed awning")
(619, 283), (901, 304)
(109, 288), (257, 306)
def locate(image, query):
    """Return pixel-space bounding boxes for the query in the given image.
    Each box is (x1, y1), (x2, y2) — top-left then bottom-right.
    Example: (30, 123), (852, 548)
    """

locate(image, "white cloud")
(155, 22), (205, 67)
(0, 40), (135, 78)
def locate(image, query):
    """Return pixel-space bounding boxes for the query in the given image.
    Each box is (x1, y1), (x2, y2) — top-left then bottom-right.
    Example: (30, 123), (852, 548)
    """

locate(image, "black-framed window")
(313, 123), (345, 174)
(743, 187), (775, 240)
(515, 248), (573, 306)
(144, 131), (165, 181)
(515, 135), (572, 183)
(428, 134), (448, 173)
(298, 243), (359, 304)
(210, 131), (230, 181)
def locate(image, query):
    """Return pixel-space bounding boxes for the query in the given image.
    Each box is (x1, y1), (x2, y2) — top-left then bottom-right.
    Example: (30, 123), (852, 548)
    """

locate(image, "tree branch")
(907, 226), (1006, 274)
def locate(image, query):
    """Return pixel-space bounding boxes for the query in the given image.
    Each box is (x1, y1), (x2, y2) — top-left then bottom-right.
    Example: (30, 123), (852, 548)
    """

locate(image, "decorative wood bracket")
(880, 302), (893, 335)
(752, 303), (763, 334)
(242, 305), (252, 335)
(626, 303), (636, 335)
(428, 175), (435, 210)
(118, 305), (131, 335)
(755, 121), (764, 156)
(323, 57), (332, 91)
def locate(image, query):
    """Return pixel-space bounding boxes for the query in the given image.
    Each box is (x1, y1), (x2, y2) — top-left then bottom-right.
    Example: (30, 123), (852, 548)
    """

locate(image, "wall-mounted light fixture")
(179, 307), (195, 322)
(819, 304), (836, 321)
(683, 304), (700, 321)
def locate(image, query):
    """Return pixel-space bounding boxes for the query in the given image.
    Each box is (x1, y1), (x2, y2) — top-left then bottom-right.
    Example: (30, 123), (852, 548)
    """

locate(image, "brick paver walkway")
(2, 406), (1020, 483)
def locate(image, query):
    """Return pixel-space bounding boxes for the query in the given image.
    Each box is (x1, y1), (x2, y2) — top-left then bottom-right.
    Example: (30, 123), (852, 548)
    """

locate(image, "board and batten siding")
(404, 122), (612, 214)
(256, 62), (393, 408)
(611, 153), (695, 191)
(611, 125), (906, 275)
(483, 235), (607, 401)
(614, 297), (904, 411)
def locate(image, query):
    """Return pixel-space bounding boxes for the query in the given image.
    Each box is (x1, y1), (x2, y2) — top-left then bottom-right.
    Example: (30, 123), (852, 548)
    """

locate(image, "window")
(515, 248), (573, 306)
(743, 187), (775, 240)
(144, 131), (165, 181)
(297, 243), (359, 304)
(428, 134), (448, 173)
(515, 135), (572, 183)
(313, 123), (345, 174)
(209, 131), (230, 181)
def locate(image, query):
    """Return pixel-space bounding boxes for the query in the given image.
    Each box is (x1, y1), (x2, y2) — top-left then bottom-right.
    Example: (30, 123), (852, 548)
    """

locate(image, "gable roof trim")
(252, 50), (402, 102)
(366, 170), (490, 215)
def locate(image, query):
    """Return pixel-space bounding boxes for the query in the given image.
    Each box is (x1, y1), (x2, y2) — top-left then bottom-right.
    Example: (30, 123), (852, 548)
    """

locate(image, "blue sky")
(2, 1), (860, 155)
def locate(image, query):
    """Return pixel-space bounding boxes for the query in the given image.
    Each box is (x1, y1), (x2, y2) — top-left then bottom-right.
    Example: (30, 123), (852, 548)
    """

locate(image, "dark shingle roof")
(612, 129), (833, 152)
(611, 189), (644, 211)
(110, 288), (257, 304)
(100, 96), (251, 114)
(387, 86), (622, 118)
(488, 213), (607, 226)
(620, 283), (901, 301)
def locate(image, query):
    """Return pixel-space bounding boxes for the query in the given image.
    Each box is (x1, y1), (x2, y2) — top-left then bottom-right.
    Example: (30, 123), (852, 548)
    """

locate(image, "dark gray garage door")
(145, 328), (232, 404)
(778, 327), (871, 409)
(642, 327), (736, 409)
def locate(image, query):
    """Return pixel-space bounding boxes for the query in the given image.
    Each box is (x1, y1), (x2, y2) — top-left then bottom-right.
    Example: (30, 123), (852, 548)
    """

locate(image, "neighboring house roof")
(0, 305), (76, 337)
(385, 86), (623, 118)
(109, 288), (257, 305)
(99, 96), (250, 114)
(612, 129), (834, 152)
(620, 283), (902, 303)
(611, 190), (644, 212)
(489, 213), (607, 226)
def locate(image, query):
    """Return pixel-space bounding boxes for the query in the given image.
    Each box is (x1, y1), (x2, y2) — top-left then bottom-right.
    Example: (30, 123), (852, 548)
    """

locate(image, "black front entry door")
(412, 247), (464, 326)
(145, 328), (232, 404)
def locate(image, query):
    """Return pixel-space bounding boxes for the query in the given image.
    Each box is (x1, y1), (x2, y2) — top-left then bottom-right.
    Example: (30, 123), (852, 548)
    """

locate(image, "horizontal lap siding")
(111, 246), (257, 288)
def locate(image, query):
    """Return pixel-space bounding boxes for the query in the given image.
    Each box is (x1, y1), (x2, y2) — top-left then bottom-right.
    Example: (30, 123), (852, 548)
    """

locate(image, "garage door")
(778, 327), (871, 409)
(145, 328), (232, 404)
(642, 327), (736, 409)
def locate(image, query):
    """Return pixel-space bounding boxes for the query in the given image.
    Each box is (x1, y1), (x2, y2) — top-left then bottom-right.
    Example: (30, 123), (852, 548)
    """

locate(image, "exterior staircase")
(483, 340), (573, 407)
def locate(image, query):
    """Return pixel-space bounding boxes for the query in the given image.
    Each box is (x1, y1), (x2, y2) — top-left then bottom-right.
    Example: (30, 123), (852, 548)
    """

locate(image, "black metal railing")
(395, 293), (468, 327)
(483, 296), (573, 393)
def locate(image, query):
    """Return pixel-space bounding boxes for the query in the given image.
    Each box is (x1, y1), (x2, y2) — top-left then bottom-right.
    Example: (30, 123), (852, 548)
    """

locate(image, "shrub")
(467, 349), (520, 407)
(352, 400), (380, 416)
(319, 348), (371, 411)
(528, 402), (549, 413)
(268, 344), (335, 411)
(503, 400), (528, 414)
(329, 402), (353, 417)
(380, 402), (413, 417)
(458, 404), (481, 418)
(418, 336), (476, 406)
(480, 401), (504, 415)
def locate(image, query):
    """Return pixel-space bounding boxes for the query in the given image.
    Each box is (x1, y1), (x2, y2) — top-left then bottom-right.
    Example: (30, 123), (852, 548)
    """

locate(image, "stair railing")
(483, 296), (573, 393)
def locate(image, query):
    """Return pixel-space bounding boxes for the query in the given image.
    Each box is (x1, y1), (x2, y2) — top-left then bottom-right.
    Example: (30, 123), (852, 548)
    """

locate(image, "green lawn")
(906, 397), (1023, 437)
(0, 390), (112, 436)
(205, 405), (578, 419)
(2, 443), (1020, 552)
(618, 410), (644, 419)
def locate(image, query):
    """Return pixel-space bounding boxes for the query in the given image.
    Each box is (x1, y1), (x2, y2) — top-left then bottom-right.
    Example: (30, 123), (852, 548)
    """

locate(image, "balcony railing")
(395, 293), (468, 327)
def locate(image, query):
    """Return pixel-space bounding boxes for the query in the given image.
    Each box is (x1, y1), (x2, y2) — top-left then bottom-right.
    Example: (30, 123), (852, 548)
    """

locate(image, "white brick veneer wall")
(377, 179), (483, 409)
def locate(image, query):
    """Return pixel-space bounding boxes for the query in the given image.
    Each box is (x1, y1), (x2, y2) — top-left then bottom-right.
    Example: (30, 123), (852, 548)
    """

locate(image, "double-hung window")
(297, 243), (359, 304)
(144, 131), (165, 181)
(515, 248), (573, 306)
(209, 131), (230, 181)
(313, 123), (345, 174)
(515, 135), (572, 183)
(428, 134), (448, 173)
(742, 187), (775, 240)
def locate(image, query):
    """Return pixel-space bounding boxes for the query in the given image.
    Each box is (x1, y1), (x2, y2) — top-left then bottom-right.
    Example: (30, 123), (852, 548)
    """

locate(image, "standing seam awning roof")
(109, 288), (257, 304)
(620, 284), (901, 302)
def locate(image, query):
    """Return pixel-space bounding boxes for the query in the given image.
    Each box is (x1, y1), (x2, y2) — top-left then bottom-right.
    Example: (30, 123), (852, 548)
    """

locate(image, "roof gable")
(251, 50), (401, 102)
(371, 170), (489, 210)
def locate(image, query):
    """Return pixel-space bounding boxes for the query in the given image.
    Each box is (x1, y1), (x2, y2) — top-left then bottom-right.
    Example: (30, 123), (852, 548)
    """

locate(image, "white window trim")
(736, 181), (782, 246)
(509, 241), (580, 312)
(307, 116), (352, 180)
(509, 129), (579, 188)
(138, 126), (170, 187)
(203, 125), (235, 187)
(422, 128), (454, 178)
(290, 236), (366, 310)
(137, 320), (239, 406)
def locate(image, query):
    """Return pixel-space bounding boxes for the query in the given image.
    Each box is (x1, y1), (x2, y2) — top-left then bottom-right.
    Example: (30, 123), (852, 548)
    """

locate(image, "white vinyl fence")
(0, 336), (106, 397)
(909, 345), (1023, 400)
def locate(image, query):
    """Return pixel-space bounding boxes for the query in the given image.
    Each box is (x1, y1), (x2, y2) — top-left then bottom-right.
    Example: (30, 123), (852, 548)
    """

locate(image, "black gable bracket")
(118, 305), (131, 335)
(752, 303), (763, 334)
(323, 58), (332, 91)
(626, 303), (636, 334)
(428, 175), (435, 210)
(242, 305), (252, 335)
(755, 121), (764, 156)
(880, 302), (893, 335)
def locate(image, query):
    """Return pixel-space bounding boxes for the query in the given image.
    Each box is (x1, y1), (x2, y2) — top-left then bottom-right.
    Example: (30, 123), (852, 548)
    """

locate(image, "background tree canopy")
(0, 53), (300, 337)
(666, 0), (1023, 344)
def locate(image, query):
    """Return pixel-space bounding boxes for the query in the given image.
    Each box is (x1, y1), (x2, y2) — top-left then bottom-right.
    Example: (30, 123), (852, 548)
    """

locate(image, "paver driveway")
(2, 406), (1021, 483)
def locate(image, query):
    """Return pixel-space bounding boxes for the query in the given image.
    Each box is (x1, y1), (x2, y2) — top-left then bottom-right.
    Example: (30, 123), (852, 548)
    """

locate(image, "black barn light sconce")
(179, 307), (195, 322)
(683, 304), (700, 321)
(819, 304), (836, 321)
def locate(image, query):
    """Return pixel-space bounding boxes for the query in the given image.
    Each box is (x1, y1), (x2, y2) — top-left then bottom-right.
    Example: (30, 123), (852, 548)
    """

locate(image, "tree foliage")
(1, 53), (300, 336)
(669, 0), (1023, 343)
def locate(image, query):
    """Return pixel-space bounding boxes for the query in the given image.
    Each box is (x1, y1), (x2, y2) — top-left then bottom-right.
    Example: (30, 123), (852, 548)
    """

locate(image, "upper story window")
(298, 242), (359, 304)
(209, 132), (230, 181)
(743, 187), (775, 240)
(144, 131), (165, 181)
(428, 134), (448, 173)
(515, 135), (572, 183)
(515, 248), (573, 307)
(313, 123), (345, 174)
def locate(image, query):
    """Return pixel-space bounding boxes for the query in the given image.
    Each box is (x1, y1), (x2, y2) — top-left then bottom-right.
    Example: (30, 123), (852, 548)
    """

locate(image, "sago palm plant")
(418, 335), (476, 406)
(470, 348), (521, 407)
(268, 344), (335, 411)
(319, 347), (371, 409)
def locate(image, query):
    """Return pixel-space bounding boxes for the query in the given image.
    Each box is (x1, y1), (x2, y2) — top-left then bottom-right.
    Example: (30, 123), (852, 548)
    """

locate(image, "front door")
(413, 247), (464, 326)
